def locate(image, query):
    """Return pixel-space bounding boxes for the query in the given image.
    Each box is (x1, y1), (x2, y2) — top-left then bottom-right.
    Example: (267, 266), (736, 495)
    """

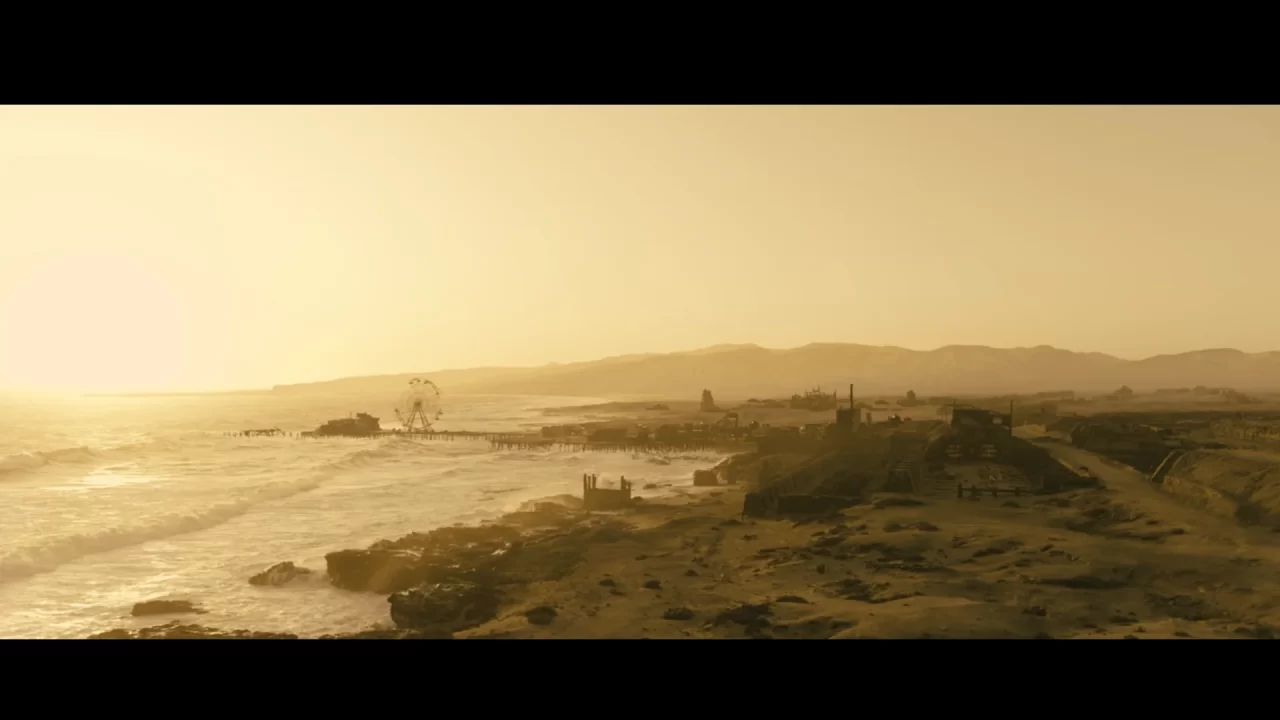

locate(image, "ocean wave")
(0, 447), (98, 477)
(0, 438), (189, 480)
(320, 437), (457, 470)
(514, 494), (582, 512)
(0, 439), (438, 581)
(2, 435), (420, 479)
(0, 474), (328, 583)
(0, 425), (706, 583)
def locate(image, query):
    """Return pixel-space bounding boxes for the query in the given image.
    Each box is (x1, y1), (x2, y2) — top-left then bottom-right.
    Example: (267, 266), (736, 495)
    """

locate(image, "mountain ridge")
(271, 343), (1280, 398)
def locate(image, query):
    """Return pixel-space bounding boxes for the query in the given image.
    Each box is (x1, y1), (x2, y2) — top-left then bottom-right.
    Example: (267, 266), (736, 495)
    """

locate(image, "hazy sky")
(2, 105), (1278, 392)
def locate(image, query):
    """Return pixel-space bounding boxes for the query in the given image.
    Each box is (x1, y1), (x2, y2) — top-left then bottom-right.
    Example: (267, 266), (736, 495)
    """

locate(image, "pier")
(239, 428), (284, 437)
(228, 427), (744, 453)
(488, 435), (732, 453)
(226, 429), (508, 440)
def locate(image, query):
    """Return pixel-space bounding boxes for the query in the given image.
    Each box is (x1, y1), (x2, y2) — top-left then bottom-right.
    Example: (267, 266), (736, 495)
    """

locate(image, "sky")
(1, 105), (1278, 393)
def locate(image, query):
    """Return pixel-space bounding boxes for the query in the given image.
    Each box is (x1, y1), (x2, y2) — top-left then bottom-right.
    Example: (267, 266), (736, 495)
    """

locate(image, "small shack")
(582, 474), (633, 511)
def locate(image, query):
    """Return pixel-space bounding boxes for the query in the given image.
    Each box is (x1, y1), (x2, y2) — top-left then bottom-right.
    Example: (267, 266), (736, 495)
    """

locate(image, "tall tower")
(836, 383), (861, 433)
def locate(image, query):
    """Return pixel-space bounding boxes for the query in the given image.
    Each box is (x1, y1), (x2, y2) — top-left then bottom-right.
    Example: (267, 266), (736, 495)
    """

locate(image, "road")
(1020, 430), (1280, 553)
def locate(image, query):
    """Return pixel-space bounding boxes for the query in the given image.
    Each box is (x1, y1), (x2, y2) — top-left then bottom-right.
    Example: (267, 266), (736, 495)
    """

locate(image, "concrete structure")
(583, 474), (633, 511)
(926, 405), (1014, 462)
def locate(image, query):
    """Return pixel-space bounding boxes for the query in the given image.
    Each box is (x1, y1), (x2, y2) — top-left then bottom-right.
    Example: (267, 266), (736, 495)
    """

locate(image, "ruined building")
(313, 413), (382, 437)
(700, 389), (720, 412)
(790, 387), (837, 412)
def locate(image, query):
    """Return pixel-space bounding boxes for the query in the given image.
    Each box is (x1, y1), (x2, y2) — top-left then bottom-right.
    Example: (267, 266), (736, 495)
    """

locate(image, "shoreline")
(88, 448), (759, 640)
(91, 422), (1280, 639)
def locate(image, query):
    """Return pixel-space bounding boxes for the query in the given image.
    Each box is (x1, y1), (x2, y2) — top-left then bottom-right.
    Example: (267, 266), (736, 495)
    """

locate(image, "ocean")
(0, 392), (725, 639)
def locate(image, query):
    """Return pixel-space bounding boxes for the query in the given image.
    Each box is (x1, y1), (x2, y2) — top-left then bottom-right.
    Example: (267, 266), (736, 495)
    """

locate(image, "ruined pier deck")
(250, 428), (746, 453)
(288, 430), (510, 440)
(488, 435), (747, 453)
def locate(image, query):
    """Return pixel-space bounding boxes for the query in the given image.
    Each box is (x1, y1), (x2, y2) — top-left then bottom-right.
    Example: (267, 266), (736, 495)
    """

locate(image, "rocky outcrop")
(325, 503), (608, 591)
(249, 561), (314, 587)
(325, 523), (528, 594)
(318, 628), (453, 639)
(389, 582), (502, 632)
(324, 499), (587, 595)
(524, 605), (558, 625)
(89, 623), (456, 640)
(131, 600), (205, 617)
(324, 503), (632, 635)
(91, 622), (294, 639)
(325, 548), (428, 594)
(693, 469), (718, 486)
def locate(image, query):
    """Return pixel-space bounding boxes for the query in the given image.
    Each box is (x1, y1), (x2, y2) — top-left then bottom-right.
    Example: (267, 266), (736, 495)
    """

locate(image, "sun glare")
(0, 251), (200, 392)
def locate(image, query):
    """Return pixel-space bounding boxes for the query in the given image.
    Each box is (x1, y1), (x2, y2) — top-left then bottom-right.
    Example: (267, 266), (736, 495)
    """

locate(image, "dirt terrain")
(450, 448), (1279, 638)
(93, 456), (1280, 639)
(93, 404), (1280, 640)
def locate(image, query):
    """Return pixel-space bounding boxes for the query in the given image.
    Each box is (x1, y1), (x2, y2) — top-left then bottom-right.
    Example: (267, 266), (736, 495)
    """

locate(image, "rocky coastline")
(89, 438), (1280, 639)
(89, 451), (765, 640)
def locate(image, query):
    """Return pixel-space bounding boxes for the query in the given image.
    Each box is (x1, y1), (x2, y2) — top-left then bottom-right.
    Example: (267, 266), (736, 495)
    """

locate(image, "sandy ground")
(449, 440), (1280, 639)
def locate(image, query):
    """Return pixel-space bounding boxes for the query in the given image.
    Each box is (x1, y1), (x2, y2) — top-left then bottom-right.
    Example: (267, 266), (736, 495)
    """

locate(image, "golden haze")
(1, 105), (1278, 393)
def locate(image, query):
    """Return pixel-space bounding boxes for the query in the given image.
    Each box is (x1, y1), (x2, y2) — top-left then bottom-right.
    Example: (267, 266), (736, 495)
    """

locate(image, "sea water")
(0, 392), (724, 638)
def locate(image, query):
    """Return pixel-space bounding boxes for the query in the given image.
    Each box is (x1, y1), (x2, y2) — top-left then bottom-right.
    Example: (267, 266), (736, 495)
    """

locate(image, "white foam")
(0, 475), (325, 583)
(0, 393), (725, 638)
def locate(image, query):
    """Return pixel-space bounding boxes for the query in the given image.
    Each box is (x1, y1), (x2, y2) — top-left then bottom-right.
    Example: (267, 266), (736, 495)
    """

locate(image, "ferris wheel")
(394, 378), (442, 433)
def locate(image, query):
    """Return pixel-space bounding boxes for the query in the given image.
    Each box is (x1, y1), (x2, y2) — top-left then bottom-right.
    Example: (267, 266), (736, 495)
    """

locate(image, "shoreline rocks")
(249, 561), (314, 587)
(324, 502), (588, 594)
(92, 622), (294, 639)
(693, 469), (718, 486)
(388, 581), (502, 633)
(90, 452), (759, 639)
(131, 600), (205, 617)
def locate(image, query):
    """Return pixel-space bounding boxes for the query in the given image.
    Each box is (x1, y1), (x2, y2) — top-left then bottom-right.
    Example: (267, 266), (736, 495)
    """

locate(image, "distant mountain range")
(271, 343), (1280, 399)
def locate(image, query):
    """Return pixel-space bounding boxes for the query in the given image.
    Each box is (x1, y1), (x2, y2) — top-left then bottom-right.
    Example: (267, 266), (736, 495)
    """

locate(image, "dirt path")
(1028, 434), (1280, 554)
